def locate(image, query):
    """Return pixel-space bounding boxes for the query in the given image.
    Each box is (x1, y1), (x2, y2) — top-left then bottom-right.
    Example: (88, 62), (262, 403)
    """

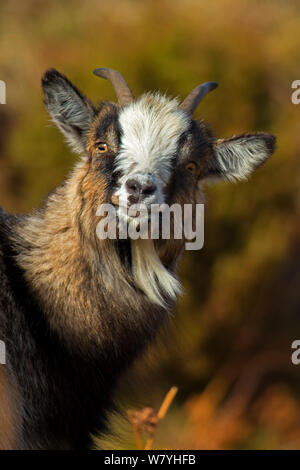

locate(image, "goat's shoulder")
(0, 207), (19, 251)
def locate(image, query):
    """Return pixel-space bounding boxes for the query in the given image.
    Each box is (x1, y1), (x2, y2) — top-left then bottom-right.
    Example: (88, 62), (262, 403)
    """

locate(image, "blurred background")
(1, 0), (300, 450)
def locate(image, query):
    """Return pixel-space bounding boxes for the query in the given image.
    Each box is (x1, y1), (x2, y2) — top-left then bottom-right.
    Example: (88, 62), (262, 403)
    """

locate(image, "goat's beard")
(130, 238), (181, 307)
(111, 200), (182, 306)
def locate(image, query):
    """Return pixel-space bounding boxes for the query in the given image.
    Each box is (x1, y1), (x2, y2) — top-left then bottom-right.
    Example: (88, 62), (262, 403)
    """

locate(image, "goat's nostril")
(142, 182), (156, 195)
(126, 177), (157, 202)
(126, 178), (141, 195)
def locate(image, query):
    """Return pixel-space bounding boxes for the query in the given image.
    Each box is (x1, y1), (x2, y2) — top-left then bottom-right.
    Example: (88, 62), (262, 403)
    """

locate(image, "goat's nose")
(126, 177), (157, 203)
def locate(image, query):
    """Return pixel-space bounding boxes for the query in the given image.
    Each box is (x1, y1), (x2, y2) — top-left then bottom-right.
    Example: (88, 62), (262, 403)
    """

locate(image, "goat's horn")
(180, 82), (218, 115)
(93, 68), (134, 106)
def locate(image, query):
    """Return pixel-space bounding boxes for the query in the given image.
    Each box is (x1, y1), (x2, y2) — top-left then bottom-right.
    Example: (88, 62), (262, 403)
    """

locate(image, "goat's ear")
(42, 69), (96, 153)
(205, 133), (276, 181)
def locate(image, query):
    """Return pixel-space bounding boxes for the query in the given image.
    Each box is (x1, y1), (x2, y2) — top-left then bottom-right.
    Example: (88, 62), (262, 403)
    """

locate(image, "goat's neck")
(11, 162), (177, 355)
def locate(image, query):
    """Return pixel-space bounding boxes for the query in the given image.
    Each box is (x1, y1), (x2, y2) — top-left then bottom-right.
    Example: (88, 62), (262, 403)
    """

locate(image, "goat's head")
(42, 67), (275, 210)
(41, 68), (276, 306)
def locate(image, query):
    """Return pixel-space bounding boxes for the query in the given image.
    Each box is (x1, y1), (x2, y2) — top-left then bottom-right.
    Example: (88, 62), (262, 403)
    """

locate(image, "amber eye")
(185, 162), (198, 174)
(96, 142), (108, 153)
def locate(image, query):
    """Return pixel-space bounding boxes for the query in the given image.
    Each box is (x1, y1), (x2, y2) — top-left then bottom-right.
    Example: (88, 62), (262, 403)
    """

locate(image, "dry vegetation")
(1, 0), (300, 449)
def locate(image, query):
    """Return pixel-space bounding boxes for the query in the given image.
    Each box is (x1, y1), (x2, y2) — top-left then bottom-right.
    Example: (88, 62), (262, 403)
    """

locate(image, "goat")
(0, 68), (276, 449)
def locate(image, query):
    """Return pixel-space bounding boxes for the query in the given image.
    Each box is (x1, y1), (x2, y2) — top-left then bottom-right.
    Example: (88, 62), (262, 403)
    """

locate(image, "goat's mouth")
(111, 194), (159, 219)
(108, 193), (175, 241)
(113, 200), (160, 240)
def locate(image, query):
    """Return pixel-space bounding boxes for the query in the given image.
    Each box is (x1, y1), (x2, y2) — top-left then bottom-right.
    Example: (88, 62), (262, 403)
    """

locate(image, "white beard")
(131, 238), (181, 307)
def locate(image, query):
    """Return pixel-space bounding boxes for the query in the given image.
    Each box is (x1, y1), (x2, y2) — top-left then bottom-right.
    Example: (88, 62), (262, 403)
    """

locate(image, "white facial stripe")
(116, 92), (190, 184)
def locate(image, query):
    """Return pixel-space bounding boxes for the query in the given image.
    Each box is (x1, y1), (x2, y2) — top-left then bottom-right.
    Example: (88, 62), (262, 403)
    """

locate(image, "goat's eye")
(96, 142), (108, 153)
(185, 162), (198, 174)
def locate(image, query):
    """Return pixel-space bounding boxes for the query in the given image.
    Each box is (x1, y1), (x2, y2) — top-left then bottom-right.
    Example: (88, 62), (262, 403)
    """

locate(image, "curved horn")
(93, 68), (134, 106)
(180, 82), (218, 115)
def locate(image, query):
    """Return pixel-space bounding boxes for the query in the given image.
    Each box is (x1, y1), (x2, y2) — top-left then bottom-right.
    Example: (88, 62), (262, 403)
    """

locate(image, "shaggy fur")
(0, 68), (276, 449)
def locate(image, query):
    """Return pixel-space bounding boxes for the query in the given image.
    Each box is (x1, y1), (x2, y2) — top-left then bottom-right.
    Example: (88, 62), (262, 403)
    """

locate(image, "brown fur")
(0, 366), (18, 449)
